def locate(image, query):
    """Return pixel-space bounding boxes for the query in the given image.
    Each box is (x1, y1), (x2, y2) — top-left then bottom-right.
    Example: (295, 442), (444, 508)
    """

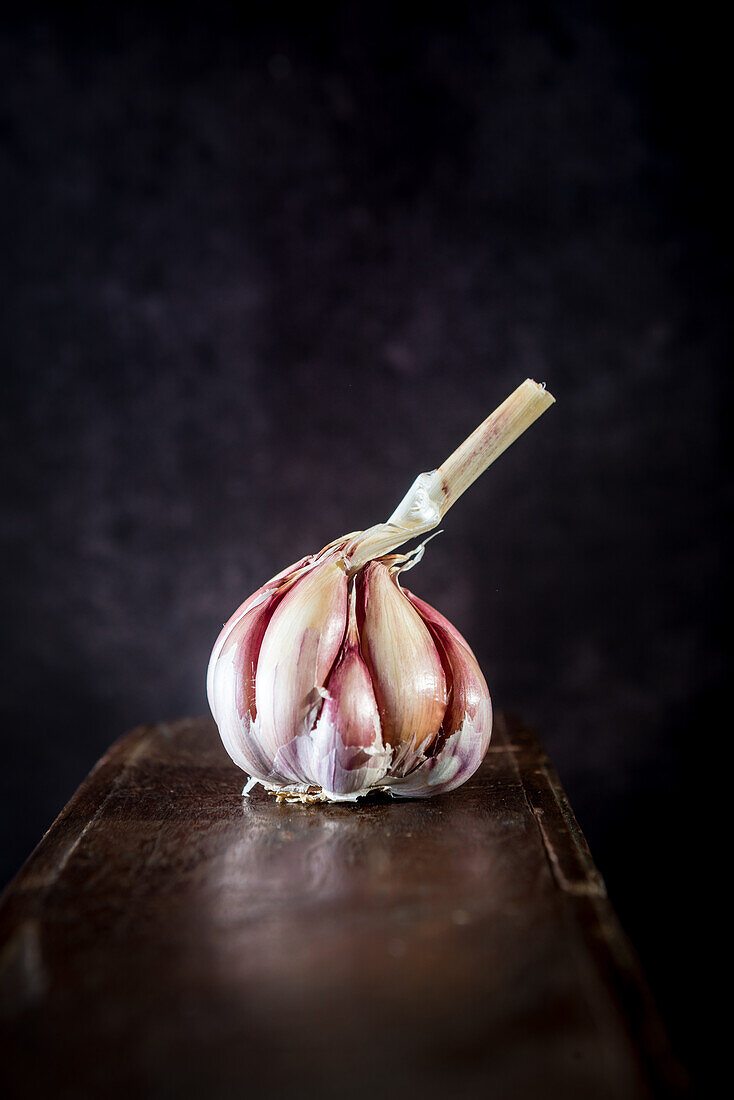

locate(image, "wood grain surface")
(0, 715), (684, 1099)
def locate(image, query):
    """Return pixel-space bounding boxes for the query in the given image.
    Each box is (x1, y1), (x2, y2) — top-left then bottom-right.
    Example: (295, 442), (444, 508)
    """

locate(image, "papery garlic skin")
(207, 545), (492, 802)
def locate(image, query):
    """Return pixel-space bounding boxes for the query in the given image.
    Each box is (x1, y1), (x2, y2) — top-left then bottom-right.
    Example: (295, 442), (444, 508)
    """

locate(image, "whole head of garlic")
(207, 379), (554, 802)
(207, 542), (492, 801)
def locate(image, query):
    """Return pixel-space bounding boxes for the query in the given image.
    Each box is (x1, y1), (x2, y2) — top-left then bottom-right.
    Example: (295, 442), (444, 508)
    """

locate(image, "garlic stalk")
(207, 379), (554, 802)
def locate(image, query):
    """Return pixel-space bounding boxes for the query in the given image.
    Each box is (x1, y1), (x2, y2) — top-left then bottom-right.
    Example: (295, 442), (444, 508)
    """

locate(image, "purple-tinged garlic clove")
(391, 589), (493, 797)
(358, 560), (448, 757)
(406, 590), (492, 751)
(254, 555), (348, 759)
(207, 557), (313, 780)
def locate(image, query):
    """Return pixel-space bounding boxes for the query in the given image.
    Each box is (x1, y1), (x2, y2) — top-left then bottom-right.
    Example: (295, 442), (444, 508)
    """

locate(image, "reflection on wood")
(0, 715), (684, 1098)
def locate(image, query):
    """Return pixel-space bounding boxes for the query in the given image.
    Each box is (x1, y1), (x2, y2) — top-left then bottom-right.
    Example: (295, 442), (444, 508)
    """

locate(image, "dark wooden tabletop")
(0, 714), (684, 1099)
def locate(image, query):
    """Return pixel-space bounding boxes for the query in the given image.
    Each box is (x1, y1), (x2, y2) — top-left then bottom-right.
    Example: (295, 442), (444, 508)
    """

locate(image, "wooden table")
(0, 715), (684, 1098)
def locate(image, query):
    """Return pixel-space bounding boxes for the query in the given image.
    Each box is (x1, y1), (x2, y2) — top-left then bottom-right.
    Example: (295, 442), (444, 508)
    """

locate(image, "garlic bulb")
(207, 379), (554, 802)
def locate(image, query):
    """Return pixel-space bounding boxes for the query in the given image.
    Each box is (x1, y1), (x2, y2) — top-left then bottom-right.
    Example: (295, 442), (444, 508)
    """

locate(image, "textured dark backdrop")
(1, 1), (730, 1089)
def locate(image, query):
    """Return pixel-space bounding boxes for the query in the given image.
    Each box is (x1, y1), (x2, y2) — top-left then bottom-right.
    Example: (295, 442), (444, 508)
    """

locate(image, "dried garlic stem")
(345, 379), (554, 573)
(438, 378), (555, 510)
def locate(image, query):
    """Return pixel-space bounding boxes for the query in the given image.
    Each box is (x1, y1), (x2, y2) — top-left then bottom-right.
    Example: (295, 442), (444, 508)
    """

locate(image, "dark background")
(1, 0), (730, 1090)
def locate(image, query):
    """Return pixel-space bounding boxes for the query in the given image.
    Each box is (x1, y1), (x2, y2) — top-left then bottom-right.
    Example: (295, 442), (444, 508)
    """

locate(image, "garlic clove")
(406, 590), (492, 745)
(321, 644), (381, 750)
(358, 560), (447, 755)
(273, 645), (391, 799)
(208, 594), (281, 778)
(206, 554), (312, 718)
(322, 580), (382, 751)
(255, 555), (349, 759)
(404, 589), (493, 790)
(374, 589), (492, 797)
(264, 580), (390, 799)
(207, 559), (317, 780)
